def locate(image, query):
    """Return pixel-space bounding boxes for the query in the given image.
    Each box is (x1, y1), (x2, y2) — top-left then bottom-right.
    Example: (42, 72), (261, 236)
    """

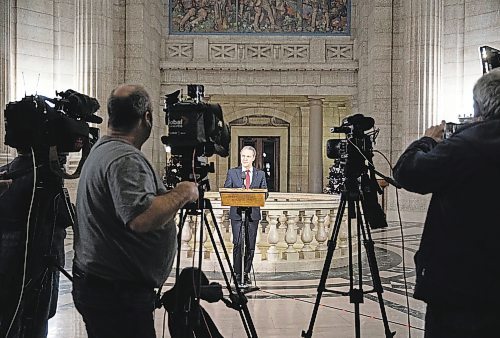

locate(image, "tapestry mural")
(170, 0), (349, 34)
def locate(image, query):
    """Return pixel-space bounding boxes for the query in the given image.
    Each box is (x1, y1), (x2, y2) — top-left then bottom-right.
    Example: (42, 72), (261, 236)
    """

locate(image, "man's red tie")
(245, 170), (250, 189)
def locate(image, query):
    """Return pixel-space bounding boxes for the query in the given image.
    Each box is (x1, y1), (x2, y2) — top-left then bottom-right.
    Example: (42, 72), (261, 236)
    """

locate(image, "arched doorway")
(239, 136), (279, 192)
(229, 116), (289, 192)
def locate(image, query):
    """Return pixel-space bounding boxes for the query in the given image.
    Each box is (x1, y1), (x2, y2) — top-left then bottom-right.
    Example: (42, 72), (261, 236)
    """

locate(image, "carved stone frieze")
(163, 39), (355, 67)
(210, 44), (238, 61)
(231, 115), (289, 127)
(326, 44), (353, 60)
(166, 43), (193, 60)
(281, 45), (309, 62)
(246, 45), (272, 61)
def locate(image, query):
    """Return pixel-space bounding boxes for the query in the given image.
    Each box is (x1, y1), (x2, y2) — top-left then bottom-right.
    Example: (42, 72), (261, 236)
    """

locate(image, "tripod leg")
(350, 199), (363, 338)
(241, 212), (246, 286)
(358, 200), (396, 338)
(205, 203), (258, 338)
(175, 210), (190, 281)
(302, 196), (347, 338)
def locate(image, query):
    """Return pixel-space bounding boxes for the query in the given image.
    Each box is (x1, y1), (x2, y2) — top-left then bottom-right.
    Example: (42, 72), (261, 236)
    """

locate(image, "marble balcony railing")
(177, 192), (360, 273)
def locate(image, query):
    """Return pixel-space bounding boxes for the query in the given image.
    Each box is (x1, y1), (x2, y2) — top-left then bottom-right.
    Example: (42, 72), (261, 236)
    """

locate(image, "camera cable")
(373, 149), (412, 338)
(327, 136), (414, 336)
(189, 146), (214, 338)
(258, 288), (424, 333)
(5, 148), (37, 337)
(343, 138), (412, 337)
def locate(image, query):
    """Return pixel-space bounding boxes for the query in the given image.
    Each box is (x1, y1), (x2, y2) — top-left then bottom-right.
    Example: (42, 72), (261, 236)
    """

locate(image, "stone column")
(401, 0), (444, 144)
(308, 97), (324, 193)
(75, 0), (114, 130)
(0, 0), (14, 164)
(124, 0), (164, 170)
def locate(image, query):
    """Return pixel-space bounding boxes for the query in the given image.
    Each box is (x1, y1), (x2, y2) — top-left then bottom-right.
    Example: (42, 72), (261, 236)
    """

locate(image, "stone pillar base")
(267, 251), (280, 262)
(300, 251), (316, 260)
(282, 251), (299, 261)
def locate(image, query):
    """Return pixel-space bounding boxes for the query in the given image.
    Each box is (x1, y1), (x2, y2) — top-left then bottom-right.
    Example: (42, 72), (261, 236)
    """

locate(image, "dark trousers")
(231, 219), (258, 276)
(424, 304), (500, 338)
(71, 266), (157, 338)
(0, 229), (63, 338)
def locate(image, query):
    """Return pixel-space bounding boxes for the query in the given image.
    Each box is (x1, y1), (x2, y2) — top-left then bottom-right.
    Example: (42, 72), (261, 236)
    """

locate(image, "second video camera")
(161, 85), (230, 189)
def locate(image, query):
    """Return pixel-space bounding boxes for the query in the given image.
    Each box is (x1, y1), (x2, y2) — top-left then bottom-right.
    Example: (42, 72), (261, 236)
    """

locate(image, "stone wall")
(384, 0), (500, 222)
(442, 0), (500, 121)
(0, 0), (10, 162)
(0, 0), (167, 169)
(0, 0), (78, 164)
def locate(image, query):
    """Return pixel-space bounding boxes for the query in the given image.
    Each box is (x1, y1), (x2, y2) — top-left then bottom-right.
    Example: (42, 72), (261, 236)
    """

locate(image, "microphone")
(345, 114), (375, 132)
(241, 171), (246, 188)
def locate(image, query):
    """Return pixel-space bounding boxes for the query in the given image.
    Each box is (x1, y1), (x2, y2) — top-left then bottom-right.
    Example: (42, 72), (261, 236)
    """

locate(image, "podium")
(219, 188), (267, 290)
(219, 188), (267, 207)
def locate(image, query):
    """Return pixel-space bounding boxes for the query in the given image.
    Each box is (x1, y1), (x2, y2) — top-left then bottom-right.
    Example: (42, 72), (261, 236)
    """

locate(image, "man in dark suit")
(224, 146), (267, 286)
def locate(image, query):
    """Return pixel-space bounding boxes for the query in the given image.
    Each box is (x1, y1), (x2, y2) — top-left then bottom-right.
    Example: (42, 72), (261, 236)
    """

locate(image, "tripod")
(302, 176), (396, 338)
(168, 187), (258, 338)
(1, 160), (73, 338)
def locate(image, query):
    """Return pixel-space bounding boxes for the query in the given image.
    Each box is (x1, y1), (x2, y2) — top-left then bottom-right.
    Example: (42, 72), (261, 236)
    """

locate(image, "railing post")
(315, 210), (328, 258)
(267, 212), (280, 262)
(284, 212), (299, 261)
(300, 210), (315, 259)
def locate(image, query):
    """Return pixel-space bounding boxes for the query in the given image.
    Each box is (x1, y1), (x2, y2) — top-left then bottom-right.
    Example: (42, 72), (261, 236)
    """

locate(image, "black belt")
(73, 265), (153, 291)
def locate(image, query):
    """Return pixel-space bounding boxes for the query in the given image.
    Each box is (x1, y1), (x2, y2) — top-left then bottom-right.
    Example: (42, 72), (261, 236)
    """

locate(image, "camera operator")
(0, 151), (68, 338)
(393, 69), (500, 338)
(72, 84), (199, 338)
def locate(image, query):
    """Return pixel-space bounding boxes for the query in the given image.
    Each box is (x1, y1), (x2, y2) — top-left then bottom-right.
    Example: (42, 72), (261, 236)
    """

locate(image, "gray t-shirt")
(74, 136), (176, 287)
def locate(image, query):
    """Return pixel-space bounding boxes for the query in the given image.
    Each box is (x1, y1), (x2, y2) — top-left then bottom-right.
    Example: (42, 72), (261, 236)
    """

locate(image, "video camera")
(325, 113), (387, 229)
(3, 90), (101, 179)
(161, 85), (230, 190)
(480, 45), (500, 74)
(4, 90), (101, 153)
(326, 114), (376, 180)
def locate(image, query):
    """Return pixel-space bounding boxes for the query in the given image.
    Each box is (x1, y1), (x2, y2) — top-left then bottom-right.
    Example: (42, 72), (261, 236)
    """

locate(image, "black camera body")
(325, 114), (387, 229)
(4, 90), (101, 154)
(162, 85), (230, 189)
(326, 114), (375, 180)
(443, 115), (475, 139)
(480, 45), (500, 74)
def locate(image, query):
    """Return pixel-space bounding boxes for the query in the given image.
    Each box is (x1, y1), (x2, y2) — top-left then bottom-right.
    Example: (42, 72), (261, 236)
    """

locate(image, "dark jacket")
(393, 119), (500, 308)
(223, 166), (267, 221)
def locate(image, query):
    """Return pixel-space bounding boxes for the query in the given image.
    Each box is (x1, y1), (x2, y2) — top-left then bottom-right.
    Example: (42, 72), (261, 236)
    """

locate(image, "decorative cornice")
(231, 115), (289, 126)
(160, 62), (358, 72)
(163, 40), (358, 72)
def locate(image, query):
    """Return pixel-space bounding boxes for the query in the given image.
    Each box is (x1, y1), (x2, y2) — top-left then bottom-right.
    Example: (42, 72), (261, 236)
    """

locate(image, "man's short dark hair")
(473, 68), (500, 119)
(107, 85), (152, 131)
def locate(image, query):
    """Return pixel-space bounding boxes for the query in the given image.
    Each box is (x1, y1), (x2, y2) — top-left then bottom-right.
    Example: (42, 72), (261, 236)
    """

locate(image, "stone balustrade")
(177, 192), (359, 273)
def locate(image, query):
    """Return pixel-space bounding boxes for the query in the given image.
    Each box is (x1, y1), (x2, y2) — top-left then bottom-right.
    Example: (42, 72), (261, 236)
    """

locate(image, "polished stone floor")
(47, 222), (427, 338)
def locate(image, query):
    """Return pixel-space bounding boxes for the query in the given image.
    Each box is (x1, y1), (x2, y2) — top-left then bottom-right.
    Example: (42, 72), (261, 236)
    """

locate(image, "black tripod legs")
(302, 198), (347, 338)
(358, 201), (396, 338)
(302, 195), (395, 338)
(204, 206), (258, 338)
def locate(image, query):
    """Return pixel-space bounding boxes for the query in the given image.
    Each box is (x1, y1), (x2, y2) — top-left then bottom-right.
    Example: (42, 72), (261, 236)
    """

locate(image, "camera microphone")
(345, 114), (375, 131)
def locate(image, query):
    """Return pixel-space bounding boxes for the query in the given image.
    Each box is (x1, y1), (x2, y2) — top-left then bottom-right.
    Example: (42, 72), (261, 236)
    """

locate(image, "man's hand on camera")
(173, 181), (199, 205)
(424, 120), (445, 142)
